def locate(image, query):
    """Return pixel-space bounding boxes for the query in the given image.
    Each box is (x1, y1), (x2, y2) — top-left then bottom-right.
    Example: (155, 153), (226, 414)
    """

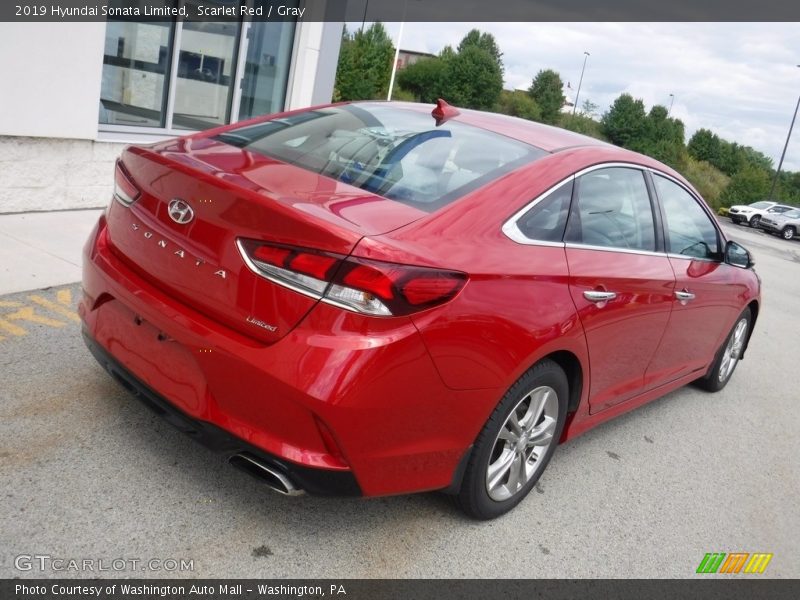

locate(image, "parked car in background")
(80, 100), (761, 519)
(728, 201), (793, 227)
(759, 208), (800, 240)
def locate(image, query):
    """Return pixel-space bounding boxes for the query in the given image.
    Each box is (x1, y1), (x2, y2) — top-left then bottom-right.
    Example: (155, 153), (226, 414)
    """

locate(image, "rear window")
(214, 103), (547, 212)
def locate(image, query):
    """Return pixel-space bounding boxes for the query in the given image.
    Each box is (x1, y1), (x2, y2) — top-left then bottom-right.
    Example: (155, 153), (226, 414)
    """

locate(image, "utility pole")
(768, 65), (800, 202)
(573, 51), (590, 116)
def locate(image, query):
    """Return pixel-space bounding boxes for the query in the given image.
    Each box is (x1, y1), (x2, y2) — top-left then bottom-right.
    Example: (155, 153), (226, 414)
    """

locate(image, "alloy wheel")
(718, 318), (748, 383)
(485, 385), (558, 501)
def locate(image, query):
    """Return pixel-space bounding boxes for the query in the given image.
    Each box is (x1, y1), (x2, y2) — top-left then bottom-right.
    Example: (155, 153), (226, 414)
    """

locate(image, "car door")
(643, 173), (743, 385)
(564, 166), (676, 413)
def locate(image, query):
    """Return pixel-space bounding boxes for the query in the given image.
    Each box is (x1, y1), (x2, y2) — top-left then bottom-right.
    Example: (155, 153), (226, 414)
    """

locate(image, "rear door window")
(515, 181), (574, 242)
(565, 167), (656, 252)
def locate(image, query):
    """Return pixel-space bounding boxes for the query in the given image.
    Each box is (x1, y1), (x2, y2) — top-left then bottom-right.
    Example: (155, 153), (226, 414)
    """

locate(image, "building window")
(99, 0), (296, 133)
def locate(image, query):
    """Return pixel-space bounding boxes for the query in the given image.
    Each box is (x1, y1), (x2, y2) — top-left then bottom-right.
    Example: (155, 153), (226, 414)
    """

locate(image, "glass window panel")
(100, 4), (175, 127)
(214, 104), (546, 211)
(172, 9), (241, 130)
(654, 174), (720, 259)
(238, 6), (297, 121)
(517, 181), (573, 242)
(566, 168), (656, 251)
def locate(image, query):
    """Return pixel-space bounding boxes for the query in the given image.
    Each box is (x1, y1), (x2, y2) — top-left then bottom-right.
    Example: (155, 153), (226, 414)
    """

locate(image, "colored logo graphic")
(696, 552), (773, 574)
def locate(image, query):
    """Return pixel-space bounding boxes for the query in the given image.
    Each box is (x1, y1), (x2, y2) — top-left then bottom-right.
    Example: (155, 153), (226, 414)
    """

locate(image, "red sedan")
(80, 101), (760, 519)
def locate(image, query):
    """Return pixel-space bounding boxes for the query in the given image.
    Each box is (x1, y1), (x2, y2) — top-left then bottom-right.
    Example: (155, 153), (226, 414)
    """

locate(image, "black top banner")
(2, 0), (800, 22)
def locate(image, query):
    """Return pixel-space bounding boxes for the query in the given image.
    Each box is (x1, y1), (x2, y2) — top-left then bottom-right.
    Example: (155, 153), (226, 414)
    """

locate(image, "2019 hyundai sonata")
(80, 100), (760, 519)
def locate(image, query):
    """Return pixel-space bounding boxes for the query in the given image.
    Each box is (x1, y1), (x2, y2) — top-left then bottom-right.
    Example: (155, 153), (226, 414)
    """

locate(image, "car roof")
(373, 101), (612, 153)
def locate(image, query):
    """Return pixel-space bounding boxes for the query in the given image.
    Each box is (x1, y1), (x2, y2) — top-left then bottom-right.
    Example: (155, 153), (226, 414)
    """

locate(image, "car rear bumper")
(80, 216), (482, 497)
(82, 329), (361, 496)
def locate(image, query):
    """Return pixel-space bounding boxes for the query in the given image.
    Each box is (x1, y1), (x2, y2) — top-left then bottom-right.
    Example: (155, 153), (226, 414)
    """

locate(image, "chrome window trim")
(503, 162), (654, 250)
(502, 161), (731, 265)
(565, 243), (666, 259)
(666, 253), (719, 263)
(501, 176), (574, 246)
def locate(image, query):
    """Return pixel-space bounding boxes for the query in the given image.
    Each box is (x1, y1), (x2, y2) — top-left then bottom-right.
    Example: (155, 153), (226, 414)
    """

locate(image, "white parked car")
(728, 201), (794, 228)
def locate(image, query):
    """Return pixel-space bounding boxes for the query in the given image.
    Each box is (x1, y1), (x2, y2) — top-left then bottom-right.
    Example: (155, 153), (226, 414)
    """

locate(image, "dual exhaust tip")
(229, 453), (304, 496)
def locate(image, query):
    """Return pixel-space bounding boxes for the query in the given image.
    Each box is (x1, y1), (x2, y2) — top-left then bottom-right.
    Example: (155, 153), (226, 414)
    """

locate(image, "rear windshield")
(214, 103), (547, 212)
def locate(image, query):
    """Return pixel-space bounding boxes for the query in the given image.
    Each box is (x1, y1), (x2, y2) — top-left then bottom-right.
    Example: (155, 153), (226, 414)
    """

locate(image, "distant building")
(0, 6), (343, 213)
(397, 49), (436, 70)
(561, 81), (575, 113)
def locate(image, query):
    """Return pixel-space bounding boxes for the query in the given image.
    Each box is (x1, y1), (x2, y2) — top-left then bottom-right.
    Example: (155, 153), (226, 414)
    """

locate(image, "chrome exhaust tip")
(229, 453), (304, 496)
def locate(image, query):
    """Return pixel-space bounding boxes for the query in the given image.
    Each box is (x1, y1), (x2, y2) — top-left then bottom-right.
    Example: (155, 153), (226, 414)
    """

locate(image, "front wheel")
(455, 359), (568, 520)
(749, 215), (761, 228)
(782, 226), (795, 240)
(695, 308), (751, 392)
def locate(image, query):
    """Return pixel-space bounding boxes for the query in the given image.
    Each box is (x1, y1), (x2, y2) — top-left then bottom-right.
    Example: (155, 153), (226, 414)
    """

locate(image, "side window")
(516, 180), (573, 242)
(653, 175), (719, 259)
(565, 167), (655, 251)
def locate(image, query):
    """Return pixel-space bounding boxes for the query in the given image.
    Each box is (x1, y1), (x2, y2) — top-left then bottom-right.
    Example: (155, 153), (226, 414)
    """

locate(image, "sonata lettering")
(128, 222), (227, 280)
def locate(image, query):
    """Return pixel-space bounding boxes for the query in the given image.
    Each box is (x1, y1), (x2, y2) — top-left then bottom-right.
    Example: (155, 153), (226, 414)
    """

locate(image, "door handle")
(674, 289), (696, 304)
(583, 290), (617, 303)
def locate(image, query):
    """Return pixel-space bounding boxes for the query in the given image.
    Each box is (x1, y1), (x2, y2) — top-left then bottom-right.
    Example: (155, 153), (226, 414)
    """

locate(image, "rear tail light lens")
(113, 160), (140, 206)
(238, 239), (467, 317)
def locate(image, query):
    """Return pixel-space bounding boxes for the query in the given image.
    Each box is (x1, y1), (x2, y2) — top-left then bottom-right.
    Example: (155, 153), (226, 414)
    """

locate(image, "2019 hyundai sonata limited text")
(80, 100), (760, 519)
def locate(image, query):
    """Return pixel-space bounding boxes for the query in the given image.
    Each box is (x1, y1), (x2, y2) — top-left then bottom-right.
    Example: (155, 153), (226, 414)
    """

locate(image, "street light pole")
(386, 1), (410, 101)
(668, 93), (675, 116)
(768, 65), (800, 202)
(572, 51), (590, 116)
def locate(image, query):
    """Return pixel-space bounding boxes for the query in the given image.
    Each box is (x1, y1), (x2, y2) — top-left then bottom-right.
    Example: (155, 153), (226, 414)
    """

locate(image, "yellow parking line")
(28, 295), (80, 322)
(3, 306), (65, 328)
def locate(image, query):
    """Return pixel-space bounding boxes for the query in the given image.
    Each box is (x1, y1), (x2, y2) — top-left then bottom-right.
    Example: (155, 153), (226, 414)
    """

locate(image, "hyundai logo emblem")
(168, 199), (194, 224)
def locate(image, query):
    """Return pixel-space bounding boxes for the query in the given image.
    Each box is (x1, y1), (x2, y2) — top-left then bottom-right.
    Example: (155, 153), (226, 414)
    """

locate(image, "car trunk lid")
(104, 139), (426, 343)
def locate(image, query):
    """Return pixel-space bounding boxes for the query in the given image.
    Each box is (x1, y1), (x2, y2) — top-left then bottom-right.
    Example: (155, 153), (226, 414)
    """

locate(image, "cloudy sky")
(369, 22), (800, 171)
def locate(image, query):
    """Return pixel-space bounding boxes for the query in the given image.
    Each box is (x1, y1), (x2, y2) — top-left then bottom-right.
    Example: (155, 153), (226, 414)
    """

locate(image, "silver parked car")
(728, 201), (794, 227)
(759, 208), (800, 240)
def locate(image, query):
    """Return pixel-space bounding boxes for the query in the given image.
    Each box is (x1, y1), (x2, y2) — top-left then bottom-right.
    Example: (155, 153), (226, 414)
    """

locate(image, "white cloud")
(374, 22), (800, 171)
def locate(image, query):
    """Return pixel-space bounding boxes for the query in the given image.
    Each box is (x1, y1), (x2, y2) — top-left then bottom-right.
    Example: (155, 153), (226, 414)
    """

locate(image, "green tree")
(457, 29), (504, 74)
(719, 163), (771, 207)
(446, 45), (503, 110)
(334, 23), (395, 101)
(496, 89), (541, 121)
(687, 129), (722, 164)
(559, 113), (607, 140)
(580, 99), (600, 118)
(396, 57), (450, 103)
(601, 93), (648, 150)
(397, 29), (503, 110)
(528, 69), (565, 125)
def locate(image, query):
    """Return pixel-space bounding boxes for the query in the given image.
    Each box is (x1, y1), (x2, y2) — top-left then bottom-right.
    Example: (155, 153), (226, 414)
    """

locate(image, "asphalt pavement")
(0, 219), (798, 578)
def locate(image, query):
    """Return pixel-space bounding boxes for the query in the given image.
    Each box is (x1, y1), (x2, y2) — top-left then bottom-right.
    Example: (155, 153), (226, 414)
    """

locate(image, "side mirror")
(725, 240), (754, 269)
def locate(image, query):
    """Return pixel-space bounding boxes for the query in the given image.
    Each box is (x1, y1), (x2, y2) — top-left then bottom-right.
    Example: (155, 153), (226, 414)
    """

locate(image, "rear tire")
(695, 308), (751, 392)
(455, 359), (568, 520)
(782, 226), (796, 240)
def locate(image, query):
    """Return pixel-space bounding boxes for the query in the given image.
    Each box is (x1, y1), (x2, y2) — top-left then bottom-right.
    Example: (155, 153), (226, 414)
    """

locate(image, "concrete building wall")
(0, 19), (343, 214)
(0, 137), (125, 213)
(0, 23), (106, 140)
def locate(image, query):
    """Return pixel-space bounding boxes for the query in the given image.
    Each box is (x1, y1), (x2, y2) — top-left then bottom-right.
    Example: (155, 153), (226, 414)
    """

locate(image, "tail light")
(113, 160), (140, 206)
(237, 239), (467, 317)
